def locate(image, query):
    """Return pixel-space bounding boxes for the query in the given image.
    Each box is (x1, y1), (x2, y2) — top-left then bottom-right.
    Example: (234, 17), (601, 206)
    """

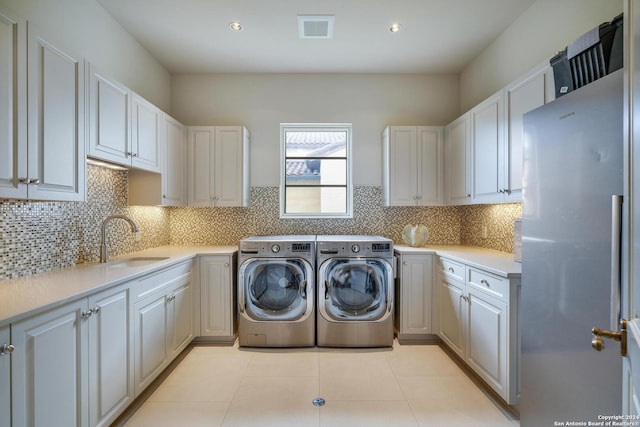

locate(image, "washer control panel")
(239, 240), (315, 258)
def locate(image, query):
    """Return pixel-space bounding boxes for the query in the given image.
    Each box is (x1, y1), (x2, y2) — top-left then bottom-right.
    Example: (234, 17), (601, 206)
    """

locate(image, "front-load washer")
(316, 235), (394, 347)
(238, 235), (315, 347)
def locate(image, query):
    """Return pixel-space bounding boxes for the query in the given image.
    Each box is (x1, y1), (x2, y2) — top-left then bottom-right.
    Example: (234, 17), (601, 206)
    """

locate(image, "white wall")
(459, 0), (623, 112)
(171, 73), (459, 186)
(0, 0), (170, 110)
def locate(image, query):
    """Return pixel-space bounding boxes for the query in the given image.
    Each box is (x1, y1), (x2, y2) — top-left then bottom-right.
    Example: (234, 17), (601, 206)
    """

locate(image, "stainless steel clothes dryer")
(238, 235), (315, 347)
(316, 235), (394, 347)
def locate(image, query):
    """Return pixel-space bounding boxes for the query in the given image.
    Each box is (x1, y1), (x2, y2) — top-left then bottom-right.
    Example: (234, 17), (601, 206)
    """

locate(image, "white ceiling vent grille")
(298, 15), (335, 39)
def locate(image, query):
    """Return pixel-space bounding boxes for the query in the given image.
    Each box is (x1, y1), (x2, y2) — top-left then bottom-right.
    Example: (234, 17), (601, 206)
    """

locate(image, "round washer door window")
(241, 259), (312, 321)
(321, 259), (390, 320)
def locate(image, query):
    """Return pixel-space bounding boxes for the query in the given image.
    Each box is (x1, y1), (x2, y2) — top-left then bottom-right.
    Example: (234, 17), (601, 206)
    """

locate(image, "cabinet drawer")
(439, 257), (465, 282)
(467, 268), (509, 300)
(134, 260), (193, 301)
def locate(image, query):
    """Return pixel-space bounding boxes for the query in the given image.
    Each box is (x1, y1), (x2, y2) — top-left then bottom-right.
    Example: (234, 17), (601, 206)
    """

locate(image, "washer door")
(239, 258), (314, 321)
(318, 258), (393, 321)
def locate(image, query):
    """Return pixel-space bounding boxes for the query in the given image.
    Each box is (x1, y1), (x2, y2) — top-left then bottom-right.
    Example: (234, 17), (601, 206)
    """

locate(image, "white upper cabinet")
(503, 62), (555, 202)
(188, 126), (250, 207)
(87, 64), (130, 165)
(160, 114), (187, 206)
(87, 63), (160, 173)
(470, 90), (504, 204)
(444, 59), (555, 205)
(383, 126), (443, 206)
(130, 93), (161, 172)
(0, 8), (27, 199)
(444, 113), (472, 205)
(0, 12), (85, 201)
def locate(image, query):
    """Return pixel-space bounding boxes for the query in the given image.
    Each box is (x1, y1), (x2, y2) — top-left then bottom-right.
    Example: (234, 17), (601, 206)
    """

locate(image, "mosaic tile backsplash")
(0, 168), (520, 281)
(169, 186), (521, 253)
(0, 165), (170, 280)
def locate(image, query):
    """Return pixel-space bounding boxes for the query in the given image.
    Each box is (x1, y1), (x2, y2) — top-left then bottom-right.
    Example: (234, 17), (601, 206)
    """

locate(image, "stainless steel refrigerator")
(521, 69), (623, 425)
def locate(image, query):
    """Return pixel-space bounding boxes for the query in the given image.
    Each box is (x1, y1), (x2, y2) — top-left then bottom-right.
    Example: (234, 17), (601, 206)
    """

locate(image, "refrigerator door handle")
(611, 195), (623, 330)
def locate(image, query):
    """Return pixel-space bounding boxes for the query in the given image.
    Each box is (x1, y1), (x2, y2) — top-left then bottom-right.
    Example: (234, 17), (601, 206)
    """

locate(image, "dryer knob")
(351, 244), (360, 253)
(271, 244), (281, 253)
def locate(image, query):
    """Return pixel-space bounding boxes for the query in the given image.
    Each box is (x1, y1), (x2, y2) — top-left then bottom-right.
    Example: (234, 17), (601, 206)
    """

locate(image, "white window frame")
(280, 123), (353, 219)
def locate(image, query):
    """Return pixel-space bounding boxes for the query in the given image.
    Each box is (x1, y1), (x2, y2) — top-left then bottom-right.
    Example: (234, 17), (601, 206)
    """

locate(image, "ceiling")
(97, 0), (536, 74)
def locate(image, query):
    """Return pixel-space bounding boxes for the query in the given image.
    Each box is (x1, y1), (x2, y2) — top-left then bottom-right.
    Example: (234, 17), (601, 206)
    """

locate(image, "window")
(280, 123), (352, 218)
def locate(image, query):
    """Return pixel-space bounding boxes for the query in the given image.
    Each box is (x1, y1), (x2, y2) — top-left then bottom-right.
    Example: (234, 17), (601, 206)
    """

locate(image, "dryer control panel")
(317, 240), (393, 259)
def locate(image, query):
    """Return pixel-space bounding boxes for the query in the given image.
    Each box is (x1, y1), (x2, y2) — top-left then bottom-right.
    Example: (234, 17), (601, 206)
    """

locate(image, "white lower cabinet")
(133, 263), (194, 395)
(4, 255), (220, 425)
(0, 326), (11, 427)
(200, 255), (235, 341)
(87, 284), (133, 427)
(437, 264), (466, 359)
(436, 256), (520, 404)
(395, 253), (434, 342)
(11, 299), (89, 427)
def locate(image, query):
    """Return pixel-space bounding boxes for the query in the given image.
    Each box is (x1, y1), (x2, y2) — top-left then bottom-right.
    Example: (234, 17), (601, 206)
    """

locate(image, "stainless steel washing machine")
(238, 235), (315, 347)
(316, 235), (394, 347)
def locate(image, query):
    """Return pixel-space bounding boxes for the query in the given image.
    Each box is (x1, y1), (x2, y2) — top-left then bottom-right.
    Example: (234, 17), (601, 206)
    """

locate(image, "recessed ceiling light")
(229, 22), (243, 32)
(389, 23), (402, 33)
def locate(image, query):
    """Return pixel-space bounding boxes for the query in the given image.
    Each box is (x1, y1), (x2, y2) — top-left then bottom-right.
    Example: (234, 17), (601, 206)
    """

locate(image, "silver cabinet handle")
(0, 344), (14, 355)
(448, 267), (454, 273)
(480, 279), (490, 287)
(91, 306), (101, 315)
(19, 177), (40, 184)
(81, 310), (93, 319)
(466, 194), (471, 198)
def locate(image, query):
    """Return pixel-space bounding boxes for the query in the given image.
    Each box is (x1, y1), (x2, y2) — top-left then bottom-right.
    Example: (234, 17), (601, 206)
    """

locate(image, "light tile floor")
(121, 341), (520, 427)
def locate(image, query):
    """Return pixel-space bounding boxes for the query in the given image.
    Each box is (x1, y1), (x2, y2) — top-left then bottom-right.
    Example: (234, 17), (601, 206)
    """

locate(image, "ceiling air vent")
(298, 15), (334, 39)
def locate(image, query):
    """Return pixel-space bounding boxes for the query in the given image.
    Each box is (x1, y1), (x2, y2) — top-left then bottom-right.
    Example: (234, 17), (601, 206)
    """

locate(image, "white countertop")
(0, 245), (237, 327)
(394, 244), (521, 278)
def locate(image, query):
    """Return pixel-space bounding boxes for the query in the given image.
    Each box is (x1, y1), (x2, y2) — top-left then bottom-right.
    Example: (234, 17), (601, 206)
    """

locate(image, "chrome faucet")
(100, 215), (140, 263)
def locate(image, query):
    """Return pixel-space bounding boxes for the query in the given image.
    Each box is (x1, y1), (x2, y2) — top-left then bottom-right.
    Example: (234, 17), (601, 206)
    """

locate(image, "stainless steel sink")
(106, 257), (170, 268)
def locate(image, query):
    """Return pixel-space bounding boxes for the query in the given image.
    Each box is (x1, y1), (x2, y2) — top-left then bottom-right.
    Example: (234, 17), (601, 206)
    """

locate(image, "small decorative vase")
(402, 224), (429, 247)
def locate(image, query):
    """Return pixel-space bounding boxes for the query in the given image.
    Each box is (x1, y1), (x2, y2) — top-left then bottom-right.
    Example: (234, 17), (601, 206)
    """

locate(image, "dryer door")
(318, 258), (393, 321)
(239, 258), (314, 321)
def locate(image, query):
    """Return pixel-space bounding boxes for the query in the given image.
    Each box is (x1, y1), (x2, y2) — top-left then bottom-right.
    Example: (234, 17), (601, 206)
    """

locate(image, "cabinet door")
(444, 114), (471, 205)
(133, 291), (168, 395)
(0, 9), (27, 199)
(467, 287), (508, 399)
(27, 25), (85, 201)
(88, 285), (133, 427)
(11, 299), (89, 427)
(87, 63), (130, 166)
(437, 275), (465, 359)
(187, 126), (215, 207)
(131, 93), (161, 172)
(167, 276), (194, 359)
(504, 64), (554, 202)
(471, 91), (503, 204)
(0, 326), (10, 427)
(200, 256), (233, 338)
(214, 126), (248, 207)
(417, 127), (443, 205)
(399, 255), (433, 335)
(161, 114), (186, 206)
(383, 126), (419, 206)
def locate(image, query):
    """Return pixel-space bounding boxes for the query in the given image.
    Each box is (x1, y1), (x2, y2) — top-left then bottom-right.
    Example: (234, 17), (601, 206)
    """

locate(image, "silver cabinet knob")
(91, 306), (101, 315)
(81, 310), (93, 319)
(0, 344), (14, 355)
